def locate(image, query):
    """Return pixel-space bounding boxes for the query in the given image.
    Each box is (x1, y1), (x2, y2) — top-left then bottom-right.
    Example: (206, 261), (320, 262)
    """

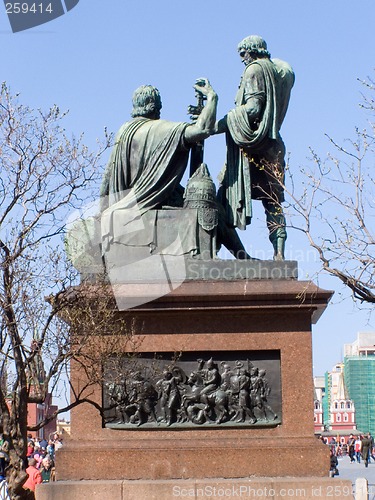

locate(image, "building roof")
(344, 331), (375, 356)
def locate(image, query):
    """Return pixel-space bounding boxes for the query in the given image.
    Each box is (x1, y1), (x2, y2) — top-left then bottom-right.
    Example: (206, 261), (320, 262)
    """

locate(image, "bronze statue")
(100, 79), (217, 214)
(99, 79), (249, 260)
(215, 35), (295, 260)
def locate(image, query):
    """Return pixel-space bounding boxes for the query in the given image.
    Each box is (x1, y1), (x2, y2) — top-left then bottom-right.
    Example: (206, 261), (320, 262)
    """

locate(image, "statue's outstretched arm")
(213, 115), (228, 135)
(184, 78), (218, 144)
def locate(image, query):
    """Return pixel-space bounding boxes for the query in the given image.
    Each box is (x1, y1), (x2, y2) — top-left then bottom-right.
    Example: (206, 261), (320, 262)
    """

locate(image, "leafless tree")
(280, 75), (375, 304)
(0, 83), (125, 499)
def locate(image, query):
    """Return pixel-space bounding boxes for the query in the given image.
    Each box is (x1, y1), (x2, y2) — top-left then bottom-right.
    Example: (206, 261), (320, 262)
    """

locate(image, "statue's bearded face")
(238, 48), (253, 66)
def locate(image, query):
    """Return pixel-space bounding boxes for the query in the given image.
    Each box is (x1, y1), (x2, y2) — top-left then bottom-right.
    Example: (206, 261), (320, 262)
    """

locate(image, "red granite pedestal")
(37, 276), (352, 500)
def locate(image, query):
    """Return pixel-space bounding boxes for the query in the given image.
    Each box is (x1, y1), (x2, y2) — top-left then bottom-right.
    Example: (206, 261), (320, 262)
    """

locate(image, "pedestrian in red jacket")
(23, 458), (42, 498)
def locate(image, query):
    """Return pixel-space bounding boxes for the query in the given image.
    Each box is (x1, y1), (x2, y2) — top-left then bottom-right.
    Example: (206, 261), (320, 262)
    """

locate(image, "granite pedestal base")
(37, 477), (353, 500)
(54, 269), (333, 484)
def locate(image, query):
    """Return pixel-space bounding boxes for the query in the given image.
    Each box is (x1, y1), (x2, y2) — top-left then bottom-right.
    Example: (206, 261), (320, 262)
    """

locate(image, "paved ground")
(337, 454), (375, 498)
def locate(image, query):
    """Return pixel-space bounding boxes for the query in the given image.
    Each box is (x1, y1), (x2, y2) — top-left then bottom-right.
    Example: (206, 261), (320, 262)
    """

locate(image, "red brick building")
(26, 390), (58, 440)
(314, 365), (357, 445)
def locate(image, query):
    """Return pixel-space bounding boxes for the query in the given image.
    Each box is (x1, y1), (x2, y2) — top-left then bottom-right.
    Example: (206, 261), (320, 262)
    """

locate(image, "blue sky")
(2, 0), (375, 378)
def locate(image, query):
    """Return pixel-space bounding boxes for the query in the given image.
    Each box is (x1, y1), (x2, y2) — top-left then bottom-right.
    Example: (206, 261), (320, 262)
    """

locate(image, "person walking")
(23, 458), (42, 499)
(361, 434), (371, 468)
(40, 456), (55, 483)
(329, 450), (339, 477)
(368, 433), (375, 462)
(354, 436), (362, 463)
(348, 434), (356, 463)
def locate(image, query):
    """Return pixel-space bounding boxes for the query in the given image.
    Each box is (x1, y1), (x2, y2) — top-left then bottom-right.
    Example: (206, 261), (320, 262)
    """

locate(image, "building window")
(343, 413), (348, 422)
(347, 402), (351, 409)
(336, 414), (341, 422)
(341, 402), (345, 409)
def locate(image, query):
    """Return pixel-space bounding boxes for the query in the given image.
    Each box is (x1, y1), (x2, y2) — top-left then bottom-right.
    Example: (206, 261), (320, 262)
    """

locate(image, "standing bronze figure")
(215, 35), (295, 260)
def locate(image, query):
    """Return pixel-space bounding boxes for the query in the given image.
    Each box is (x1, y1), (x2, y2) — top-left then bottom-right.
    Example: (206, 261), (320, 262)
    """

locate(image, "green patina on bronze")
(217, 35), (295, 260)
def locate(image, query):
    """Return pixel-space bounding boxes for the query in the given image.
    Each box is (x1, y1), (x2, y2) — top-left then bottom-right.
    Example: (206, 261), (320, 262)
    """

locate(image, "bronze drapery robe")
(220, 58), (294, 230)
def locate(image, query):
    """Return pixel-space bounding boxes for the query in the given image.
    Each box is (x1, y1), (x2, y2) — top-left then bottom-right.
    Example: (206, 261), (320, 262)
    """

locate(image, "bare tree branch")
(0, 83), (117, 499)
(267, 75), (375, 305)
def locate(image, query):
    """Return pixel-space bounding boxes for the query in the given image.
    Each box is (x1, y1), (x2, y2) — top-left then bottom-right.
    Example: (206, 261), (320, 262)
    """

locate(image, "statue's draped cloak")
(102, 117), (189, 210)
(101, 118), (189, 252)
(220, 58), (294, 230)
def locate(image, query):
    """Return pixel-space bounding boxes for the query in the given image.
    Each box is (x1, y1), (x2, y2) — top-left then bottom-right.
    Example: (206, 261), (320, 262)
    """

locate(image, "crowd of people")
(0, 432), (62, 500)
(346, 433), (375, 467)
(321, 433), (375, 476)
(23, 432), (62, 497)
